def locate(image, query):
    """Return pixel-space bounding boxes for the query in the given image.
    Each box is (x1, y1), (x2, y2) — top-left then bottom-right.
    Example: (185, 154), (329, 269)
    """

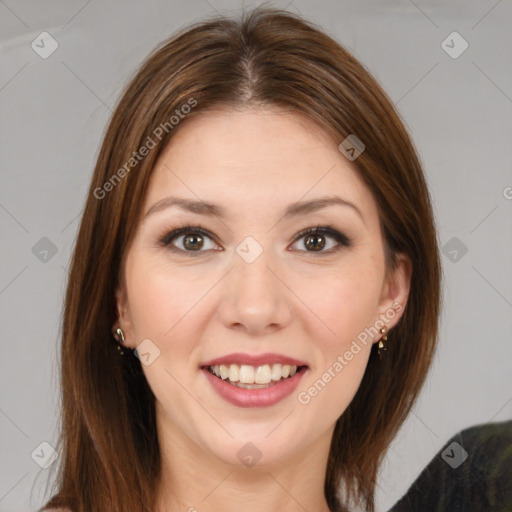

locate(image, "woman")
(40, 6), (441, 512)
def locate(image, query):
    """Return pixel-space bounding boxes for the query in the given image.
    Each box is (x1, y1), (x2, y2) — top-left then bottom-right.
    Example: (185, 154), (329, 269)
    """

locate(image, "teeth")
(228, 364), (239, 382)
(271, 364), (282, 381)
(255, 364), (271, 384)
(239, 365), (255, 384)
(219, 364), (229, 380)
(208, 363), (300, 384)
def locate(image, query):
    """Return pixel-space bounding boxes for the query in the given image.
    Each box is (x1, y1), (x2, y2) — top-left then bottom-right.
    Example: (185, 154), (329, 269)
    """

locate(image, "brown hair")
(40, 6), (441, 512)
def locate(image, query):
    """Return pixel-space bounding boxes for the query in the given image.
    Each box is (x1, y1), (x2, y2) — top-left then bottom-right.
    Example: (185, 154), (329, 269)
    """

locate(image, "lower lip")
(201, 367), (307, 408)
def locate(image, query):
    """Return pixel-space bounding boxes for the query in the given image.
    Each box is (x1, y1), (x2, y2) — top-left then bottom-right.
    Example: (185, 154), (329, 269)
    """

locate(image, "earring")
(114, 327), (127, 356)
(377, 326), (388, 359)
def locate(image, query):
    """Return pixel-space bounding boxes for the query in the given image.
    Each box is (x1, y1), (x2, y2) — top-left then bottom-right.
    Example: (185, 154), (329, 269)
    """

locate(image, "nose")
(216, 245), (293, 336)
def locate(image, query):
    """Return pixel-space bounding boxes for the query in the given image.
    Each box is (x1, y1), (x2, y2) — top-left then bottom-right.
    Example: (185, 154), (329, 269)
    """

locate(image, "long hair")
(40, 6), (441, 512)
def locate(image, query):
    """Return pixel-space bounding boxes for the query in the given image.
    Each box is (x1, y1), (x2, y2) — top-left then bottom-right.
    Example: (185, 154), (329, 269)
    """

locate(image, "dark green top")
(389, 420), (512, 511)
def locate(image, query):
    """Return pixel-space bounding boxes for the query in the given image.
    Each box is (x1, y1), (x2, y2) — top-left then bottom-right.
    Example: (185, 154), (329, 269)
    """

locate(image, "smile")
(201, 364), (308, 408)
(207, 363), (304, 387)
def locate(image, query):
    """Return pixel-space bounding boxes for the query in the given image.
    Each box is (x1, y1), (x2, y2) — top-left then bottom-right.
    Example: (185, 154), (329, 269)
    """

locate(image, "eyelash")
(157, 223), (352, 257)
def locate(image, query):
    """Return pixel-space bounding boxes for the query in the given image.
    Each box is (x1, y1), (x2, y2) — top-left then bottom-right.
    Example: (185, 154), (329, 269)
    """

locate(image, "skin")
(115, 107), (411, 512)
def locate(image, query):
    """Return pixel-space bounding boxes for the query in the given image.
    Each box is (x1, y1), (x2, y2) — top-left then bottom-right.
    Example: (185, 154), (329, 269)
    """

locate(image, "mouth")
(204, 363), (309, 389)
(200, 357), (309, 408)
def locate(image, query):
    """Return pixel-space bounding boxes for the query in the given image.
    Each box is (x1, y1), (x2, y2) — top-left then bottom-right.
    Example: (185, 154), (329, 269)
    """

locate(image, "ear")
(113, 282), (135, 349)
(375, 252), (412, 335)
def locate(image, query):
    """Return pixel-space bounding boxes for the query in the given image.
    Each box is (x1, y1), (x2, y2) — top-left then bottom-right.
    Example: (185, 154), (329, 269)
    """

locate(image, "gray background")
(1, 1), (511, 511)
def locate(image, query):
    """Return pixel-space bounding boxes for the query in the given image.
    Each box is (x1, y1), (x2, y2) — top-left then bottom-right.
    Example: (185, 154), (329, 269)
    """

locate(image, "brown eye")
(183, 233), (204, 250)
(159, 225), (219, 255)
(304, 234), (326, 251)
(291, 225), (352, 255)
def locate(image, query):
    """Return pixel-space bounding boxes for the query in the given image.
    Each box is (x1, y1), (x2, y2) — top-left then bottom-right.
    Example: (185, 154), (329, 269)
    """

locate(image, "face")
(115, 107), (411, 469)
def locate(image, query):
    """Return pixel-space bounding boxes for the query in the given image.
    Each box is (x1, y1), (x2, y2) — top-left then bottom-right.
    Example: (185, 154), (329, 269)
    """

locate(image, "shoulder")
(389, 420), (512, 511)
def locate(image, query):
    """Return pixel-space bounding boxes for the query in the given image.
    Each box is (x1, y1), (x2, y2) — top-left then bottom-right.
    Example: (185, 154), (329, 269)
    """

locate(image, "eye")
(157, 223), (351, 257)
(290, 225), (351, 254)
(158, 224), (220, 256)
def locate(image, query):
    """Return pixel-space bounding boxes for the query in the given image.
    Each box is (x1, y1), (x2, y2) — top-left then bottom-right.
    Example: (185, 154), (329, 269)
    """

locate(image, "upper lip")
(201, 352), (308, 368)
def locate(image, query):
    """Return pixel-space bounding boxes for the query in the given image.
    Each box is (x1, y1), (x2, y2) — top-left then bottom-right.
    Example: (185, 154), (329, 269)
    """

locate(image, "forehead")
(144, 107), (376, 221)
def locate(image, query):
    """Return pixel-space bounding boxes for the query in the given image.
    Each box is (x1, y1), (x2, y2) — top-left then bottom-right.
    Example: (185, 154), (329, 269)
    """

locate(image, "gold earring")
(377, 326), (388, 359)
(114, 327), (126, 356)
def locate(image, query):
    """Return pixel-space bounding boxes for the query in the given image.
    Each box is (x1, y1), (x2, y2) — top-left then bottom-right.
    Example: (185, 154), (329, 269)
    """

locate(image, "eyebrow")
(144, 195), (365, 223)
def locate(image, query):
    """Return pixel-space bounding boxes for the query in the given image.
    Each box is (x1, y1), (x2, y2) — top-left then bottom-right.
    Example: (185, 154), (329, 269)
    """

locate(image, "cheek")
(125, 255), (216, 387)
(296, 260), (381, 406)
(128, 257), (201, 339)
(297, 271), (378, 423)
(304, 264), (383, 344)
(125, 260), (205, 403)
